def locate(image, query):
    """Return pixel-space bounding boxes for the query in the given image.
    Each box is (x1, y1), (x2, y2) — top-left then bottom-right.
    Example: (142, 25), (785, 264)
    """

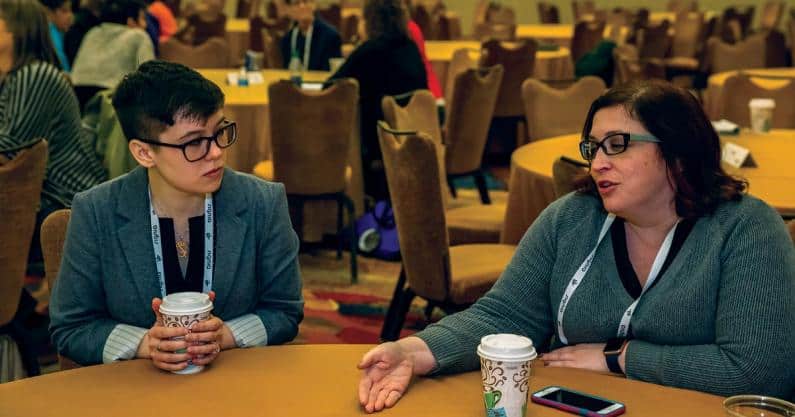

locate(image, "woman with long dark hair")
(356, 80), (795, 412)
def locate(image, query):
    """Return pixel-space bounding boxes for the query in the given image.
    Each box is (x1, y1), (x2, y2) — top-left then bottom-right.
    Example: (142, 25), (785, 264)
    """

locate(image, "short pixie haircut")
(112, 60), (225, 142)
(576, 80), (746, 218)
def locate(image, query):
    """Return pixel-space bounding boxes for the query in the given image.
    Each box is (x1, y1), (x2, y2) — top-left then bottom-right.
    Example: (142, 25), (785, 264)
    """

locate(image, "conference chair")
(444, 66), (504, 206)
(552, 157), (588, 199)
(664, 12), (705, 74)
(0, 140), (47, 381)
(706, 33), (766, 73)
(538, 2), (560, 24)
(160, 37), (231, 68)
(522, 76), (606, 143)
(381, 88), (505, 245)
(570, 20), (605, 63)
(718, 73), (795, 129)
(40, 209), (80, 371)
(443, 48), (477, 107)
(178, 12), (227, 46)
(437, 11), (463, 40)
(257, 79), (359, 283)
(377, 123), (516, 341)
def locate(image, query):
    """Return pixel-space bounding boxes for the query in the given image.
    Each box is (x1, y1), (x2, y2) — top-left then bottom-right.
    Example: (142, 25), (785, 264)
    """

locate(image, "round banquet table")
(425, 40), (574, 98)
(0, 344), (726, 417)
(501, 130), (795, 244)
(703, 67), (795, 120)
(198, 69), (364, 240)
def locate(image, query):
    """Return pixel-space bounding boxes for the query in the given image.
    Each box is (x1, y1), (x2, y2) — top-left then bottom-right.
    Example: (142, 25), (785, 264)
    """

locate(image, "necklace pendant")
(176, 240), (189, 258)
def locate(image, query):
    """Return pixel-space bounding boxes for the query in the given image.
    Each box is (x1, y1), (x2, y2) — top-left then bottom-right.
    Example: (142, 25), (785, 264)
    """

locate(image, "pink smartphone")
(531, 386), (626, 417)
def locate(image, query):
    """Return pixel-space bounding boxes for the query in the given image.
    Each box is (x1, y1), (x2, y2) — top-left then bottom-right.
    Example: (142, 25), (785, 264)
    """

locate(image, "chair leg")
(342, 195), (358, 284)
(380, 269), (415, 341)
(446, 175), (458, 198)
(336, 198), (344, 260)
(473, 170), (491, 205)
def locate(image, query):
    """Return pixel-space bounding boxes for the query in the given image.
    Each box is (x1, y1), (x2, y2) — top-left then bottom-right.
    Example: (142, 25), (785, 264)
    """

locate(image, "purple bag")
(355, 200), (401, 261)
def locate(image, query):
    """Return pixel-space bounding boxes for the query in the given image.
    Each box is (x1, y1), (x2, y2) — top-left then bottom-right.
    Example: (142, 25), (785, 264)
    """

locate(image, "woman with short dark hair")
(356, 80), (795, 412)
(328, 0), (427, 200)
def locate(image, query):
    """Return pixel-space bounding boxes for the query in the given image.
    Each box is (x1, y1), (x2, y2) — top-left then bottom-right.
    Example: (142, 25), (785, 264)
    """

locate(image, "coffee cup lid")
(477, 334), (537, 362)
(749, 98), (775, 109)
(159, 292), (213, 315)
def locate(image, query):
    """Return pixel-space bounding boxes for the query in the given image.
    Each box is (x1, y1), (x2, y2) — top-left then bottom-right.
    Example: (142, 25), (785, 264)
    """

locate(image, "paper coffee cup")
(477, 334), (537, 417)
(159, 292), (214, 375)
(748, 98), (775, 133)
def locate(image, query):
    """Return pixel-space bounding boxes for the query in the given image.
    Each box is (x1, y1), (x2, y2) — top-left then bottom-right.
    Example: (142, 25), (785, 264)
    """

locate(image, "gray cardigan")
(50, 167), (304, 365)
(416, 192), (795, 399)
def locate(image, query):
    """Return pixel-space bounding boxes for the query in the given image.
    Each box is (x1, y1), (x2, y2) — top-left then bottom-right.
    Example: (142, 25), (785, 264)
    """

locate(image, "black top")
(279, 17), (342, 71)
(328, 34), (427, 199)
(159, 216), (205, 294)
(64, 9), (101, 66)
(611, 217), (696, 299)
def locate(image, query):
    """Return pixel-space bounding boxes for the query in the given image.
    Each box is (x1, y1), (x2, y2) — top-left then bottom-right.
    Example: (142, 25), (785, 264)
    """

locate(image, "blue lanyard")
(148, 189), (214, 297)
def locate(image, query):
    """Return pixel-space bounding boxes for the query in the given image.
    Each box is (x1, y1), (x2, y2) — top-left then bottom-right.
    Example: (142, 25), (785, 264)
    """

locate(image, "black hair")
(363, 0), (408, 39)
(99, 0), (144, 24)
(112, 60), (225, 142)
(38, 0), (68, 11)
(575, 80), (746, 218)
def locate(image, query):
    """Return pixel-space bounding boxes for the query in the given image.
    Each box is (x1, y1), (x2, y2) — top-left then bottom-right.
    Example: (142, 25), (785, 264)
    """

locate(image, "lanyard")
(291, 24), (313, 70)
(556, 214), (679, 345)
(148, 189), (214, 297)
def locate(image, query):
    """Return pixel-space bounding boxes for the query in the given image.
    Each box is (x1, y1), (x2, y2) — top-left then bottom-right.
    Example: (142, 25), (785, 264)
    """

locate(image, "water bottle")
(288, 50), (303, 86)
(237, 67), (249, 87)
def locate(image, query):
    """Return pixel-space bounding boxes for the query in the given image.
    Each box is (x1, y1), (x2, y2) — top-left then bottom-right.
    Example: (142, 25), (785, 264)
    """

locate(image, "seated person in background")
(39, 0), (73, 71)
(63, 0), (100, 65)
(403, 0), (441, 99)
(144, 0), (176, 42)
(279, 0), (341, 72)
(357, 80), (795, 412)
(328, 0), (426, 200)
(50, 61), (304, 369)
(70, 0), (154, 91)
(0, 0), (106, 270)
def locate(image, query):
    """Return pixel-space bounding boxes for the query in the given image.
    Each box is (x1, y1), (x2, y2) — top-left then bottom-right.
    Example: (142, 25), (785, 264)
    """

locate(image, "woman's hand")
(357, 337), (437, 413)
(137, 298), (191, 372)
(542, 343), (610, 372)
(182, 291), (235, 366)
(357, 342), (415, 413)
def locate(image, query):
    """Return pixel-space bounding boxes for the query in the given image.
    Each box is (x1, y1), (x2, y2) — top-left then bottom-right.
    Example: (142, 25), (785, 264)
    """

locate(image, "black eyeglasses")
(579, 132), (660, 161)
(136, 120), (237, 162)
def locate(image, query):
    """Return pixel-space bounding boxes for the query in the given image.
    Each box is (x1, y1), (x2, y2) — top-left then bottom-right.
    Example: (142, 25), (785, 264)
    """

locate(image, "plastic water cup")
(159, 292), (213, 375)
(748, 98), (775, 133)
(724, 395), (795, 417)
(477, 334), (538, 417)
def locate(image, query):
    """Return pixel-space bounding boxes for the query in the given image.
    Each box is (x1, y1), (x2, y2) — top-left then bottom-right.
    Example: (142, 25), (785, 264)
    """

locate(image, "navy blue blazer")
(280, 17), (342, 71)
(49, 167), (303, 365)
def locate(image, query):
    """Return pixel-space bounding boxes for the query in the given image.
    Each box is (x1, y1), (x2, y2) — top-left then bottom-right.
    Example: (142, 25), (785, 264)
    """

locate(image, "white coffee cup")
(477, 334), (537, 417)
(159, 292), (214, 375)
(748, 98), (775, 133)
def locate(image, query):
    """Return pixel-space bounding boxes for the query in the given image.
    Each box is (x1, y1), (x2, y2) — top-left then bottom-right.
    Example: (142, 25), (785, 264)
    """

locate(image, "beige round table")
(703, 67), (795, 120)
(198, 69), (363, 240)
(0, 344), (727, 417)
(501, 130), (795, 244)
(425, 40), (574, 99)
(516, 24), (575, 47)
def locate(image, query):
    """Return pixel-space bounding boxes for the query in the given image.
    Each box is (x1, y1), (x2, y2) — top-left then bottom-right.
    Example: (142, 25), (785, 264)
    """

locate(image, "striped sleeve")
(226, 314), (268, 348)
(102, 324), (148, 363)
(0, 63), (52, 152)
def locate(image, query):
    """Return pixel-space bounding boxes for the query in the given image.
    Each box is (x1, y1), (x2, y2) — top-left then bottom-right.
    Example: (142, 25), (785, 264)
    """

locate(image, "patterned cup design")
(480, 357), (532, 417)
(161, 310), (212, 375)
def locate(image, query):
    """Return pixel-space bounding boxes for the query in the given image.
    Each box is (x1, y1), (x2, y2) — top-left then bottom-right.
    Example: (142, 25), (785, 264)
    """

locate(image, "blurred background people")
(280, 0), (341, 72)
(328, 0), (426, 200)
(38, 0), (73, 71)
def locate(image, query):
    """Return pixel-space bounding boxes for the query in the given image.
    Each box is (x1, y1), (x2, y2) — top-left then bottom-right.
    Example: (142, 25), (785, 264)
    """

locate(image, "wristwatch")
(603, 338), (629, 374)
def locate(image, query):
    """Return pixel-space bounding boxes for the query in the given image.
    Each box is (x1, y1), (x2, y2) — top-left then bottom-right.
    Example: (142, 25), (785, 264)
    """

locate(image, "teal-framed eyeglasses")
(579, 132), (661, 161)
